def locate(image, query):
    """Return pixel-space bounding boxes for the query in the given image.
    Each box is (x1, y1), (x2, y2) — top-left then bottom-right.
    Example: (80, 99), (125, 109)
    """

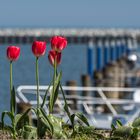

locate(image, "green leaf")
(15, 114), (22, 126)
(75, 112), (89, 126)
(116, 119), (123, 127)
(10, 86), (16, 114)
(131, 127), (139, 139)
(132, 118), (140, 127)
(49, 71), (62, 113)
(60, 84), (71, 120)
(21, 125), (37, 139)
(70, 114), (75, 127)
(113, 126), (133, 138)
(48, 114), (66, 139)
(15, 108), (32, 128)
(4, 125), (14, 134)
(111, 124), (116, 130)
(1, 111), (14, 129)
(41, 81), (52, 108)
(64, 104), (71, 118)
(32, 108), (37, 114)
(38, 108), (54, 135)
(15, 113), (30, 130)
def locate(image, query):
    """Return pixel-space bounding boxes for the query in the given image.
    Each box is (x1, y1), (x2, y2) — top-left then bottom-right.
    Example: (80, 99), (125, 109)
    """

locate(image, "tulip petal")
(7, 46), (20, 61)
(50, 36), (67, 52)
(48, 50), (61, 66)
(32, 41), (46, 57)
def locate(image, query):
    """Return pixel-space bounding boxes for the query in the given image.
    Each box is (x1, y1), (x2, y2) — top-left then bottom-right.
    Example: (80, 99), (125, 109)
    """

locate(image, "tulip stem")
(49, 57), (57, 114)
(36, 57), (40, 137)
(53, 57), (57, 87)
(10, 61), (16, 138)
(10, 61), (13, 114)
(36, 57), (40, 109)
(10, 61), (12, 96)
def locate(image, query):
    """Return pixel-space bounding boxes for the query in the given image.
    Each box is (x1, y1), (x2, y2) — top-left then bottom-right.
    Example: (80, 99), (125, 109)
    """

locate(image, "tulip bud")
(51, 36), (67, 52)
(32, 41), (46, 57)
(7, 46), (20, 61)
(48, 50), (61, 66)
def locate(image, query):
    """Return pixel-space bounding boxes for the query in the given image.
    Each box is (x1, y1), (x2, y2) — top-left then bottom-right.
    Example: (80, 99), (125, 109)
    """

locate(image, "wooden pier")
(0, 28), (140, 44)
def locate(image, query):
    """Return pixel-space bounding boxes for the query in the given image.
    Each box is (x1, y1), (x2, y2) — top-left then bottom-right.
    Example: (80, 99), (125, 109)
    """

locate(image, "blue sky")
(0, 0), (140, 28)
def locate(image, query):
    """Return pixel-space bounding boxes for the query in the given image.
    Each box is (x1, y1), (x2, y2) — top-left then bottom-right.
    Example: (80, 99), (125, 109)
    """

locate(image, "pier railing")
(16, 85), (140, 128)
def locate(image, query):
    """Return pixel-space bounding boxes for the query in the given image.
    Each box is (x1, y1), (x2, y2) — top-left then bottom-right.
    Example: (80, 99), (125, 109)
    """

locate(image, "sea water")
(0, 44), (87, 114)
(1, 43), (140, 119)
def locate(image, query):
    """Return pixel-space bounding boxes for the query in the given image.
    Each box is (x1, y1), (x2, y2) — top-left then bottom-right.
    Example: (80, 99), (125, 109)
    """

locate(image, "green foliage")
(15, 113), (30, 130)
(112, 126), (133, 138)
(38, 108), (53, 136)
(132, 118), (140, 127)
(19, 125), (37, 139)
(116, 119), (123, 127)
(60, 83), (90, 131)
(69, 112), (90, 133)
(1, 111), (15, 136)
(48, 114), (67, 139)
(71, 126), (105, 140)
(1, 109), (31, 139)
(15, 107), (53, 138)
(41, 81), (52, 108)
(49, 71), (62, 113)
(110, 118), (140, 140)
(75, 112), (89, 126)
(1, 86), (19, 139)
(10, 86), (16, 114)
(131, 127), (139, 139)
(74, 125), (95, 136)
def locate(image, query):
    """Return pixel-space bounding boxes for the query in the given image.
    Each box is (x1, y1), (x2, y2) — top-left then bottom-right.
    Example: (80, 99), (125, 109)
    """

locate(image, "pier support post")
(87, 40), (94, 78)
(93, 39), (104, 86)
(122, 39), (127, 57)
(103, 63), (120, 113)
(81, 74), (91, 96)
(96, 40), (103, 71)
(81, 74), (92, 112)
(121, 40), (125, 57)
(119, 41), (122, 59)
(103, 40), (110, 67)
(66, 80), (77, 110)
(126, 39), (132, 55)
(116, 41), (120, 60)
(110, 40), (116, 63)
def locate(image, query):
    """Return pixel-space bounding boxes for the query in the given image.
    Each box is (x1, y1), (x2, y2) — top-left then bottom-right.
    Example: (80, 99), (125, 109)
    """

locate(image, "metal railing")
(16, 85), (140, 129)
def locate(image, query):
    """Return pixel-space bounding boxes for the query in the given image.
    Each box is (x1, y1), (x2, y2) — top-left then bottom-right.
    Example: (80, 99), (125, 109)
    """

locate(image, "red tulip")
(51, 36), (67, 52)
(32, 41), (46, 57)
(48, 50), (61, 66)
(7, 46), (20, 61)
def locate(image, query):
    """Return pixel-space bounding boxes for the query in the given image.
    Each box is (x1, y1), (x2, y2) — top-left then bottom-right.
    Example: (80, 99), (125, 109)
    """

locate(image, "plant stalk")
(49, 57), (57, 114)
(36, 57), (40, 137)
(56, 68), (74, 132)
(10, 61), (12, 98)
(10, 61), (16, 139)
(10, 61), (14, 115)
(36, 57), (40, 109)
(59, 83), (74, 132)
(53, 56), (57, 92)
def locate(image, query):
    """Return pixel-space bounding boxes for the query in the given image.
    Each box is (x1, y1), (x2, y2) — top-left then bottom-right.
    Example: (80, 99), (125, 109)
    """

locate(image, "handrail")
(17, 85), (139, 91)
(16, 85), (140, 129)
(16, 85), (140, 112)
